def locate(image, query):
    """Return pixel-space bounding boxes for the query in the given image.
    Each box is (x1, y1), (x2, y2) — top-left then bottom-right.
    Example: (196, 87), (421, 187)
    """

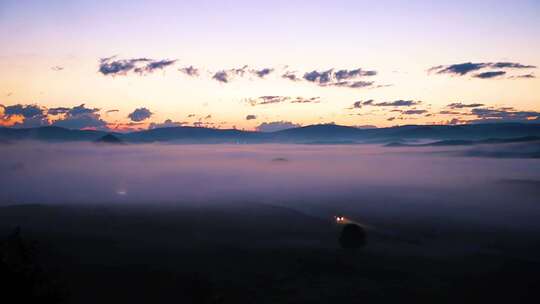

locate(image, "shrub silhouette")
(0, 227), (64, 303)
(339, 224), (367, 249)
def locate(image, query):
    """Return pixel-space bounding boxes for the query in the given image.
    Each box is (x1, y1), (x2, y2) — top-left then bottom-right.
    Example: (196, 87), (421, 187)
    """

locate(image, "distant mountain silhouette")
(0, 126), (108, 142)
(95, 134), (124, 144)
(120, 126), (258, 143)
(386, 135), (540, 147)
(2, 123), (540, 144)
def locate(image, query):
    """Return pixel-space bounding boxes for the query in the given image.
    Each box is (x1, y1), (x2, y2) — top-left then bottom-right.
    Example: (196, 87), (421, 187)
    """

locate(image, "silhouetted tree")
(339, 224), (367, 249)
(0, 227), (64, 303)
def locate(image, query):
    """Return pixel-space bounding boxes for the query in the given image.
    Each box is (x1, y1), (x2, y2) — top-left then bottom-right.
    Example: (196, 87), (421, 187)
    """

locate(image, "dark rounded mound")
(339, 224), (367, 249)
(95, 134), (124, 144)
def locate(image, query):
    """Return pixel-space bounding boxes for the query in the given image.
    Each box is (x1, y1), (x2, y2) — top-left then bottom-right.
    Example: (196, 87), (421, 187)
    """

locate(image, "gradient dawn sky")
(1, 0), (539, 131)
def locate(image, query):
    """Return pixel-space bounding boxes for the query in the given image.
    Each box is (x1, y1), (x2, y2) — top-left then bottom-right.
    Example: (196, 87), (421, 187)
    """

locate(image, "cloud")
(251, 68), (274, 78)
(149, 119), (186, 129)
(330, 81), (374, 88)
(0, 104), (49, 128)
(135, 59), (177, 74)
(247, 96), (320, 106)
(52, 104), (107, 130)
(98, 56), (176, 76)
(178, 66), (199, 76)
(68, 104), (100, 116)
(212, 70), (229, 83)
(304, 69), (334, 84)
(3, 104), (44, 118)
(430, 61), (536, 77)
(511, 73), (536, 79)
(447, 102), (484, 109)
(439, 110), (462, 115)
(128, 107), (153, 122)
(256, 121), (301, 132)
(473, 71), (506, 79)
(282, 71), (300, 81)
(355, 125), (377, 129)
(448, 118), (463, 125)
(247, 96), (290, 106)
(211, 66), (250, 83)
(402, 109), (428, 115)
(290, 97), (320, 104)
(1, 103), (112, 130)
(351, 101), (363, 109)
(99, 57), (151, 75)
(230, 65), (248, 76)
(470, 107), (540, 123)
(334, 68), (377, 80)
(246, 115), (257, 120)
(490, 62), (536, 69)
(47, 107), (71, 115)
(157, 65), (378, 88)
(53, 113), (107, 129)
(300, 68), (377, 89)
(367, 100), (421, 107)
(429, 62), (489, 75)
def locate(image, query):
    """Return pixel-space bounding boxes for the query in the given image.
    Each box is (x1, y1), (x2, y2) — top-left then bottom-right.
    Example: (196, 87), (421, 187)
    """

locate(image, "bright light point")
(116, 190), (127, 196)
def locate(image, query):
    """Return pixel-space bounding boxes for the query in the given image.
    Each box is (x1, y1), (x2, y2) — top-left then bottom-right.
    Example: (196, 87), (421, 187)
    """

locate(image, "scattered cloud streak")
(470, 107), (540, 123)
(251, 68), (274, 78)
(301, 68), (377, 89)
(135, 59), (177, 74)
(99, 56), (176, 76)
(212, 70), (230, 83)
(281, 71), (300, 81)
(178, 66), (199, 76)
(247, 96), (320, 106)
(447, 102), (485, 109)
(429, 62), (489, 75)
(429, 61), (536, 79)
(211, 66), (250, 83)
(511, 73), (536, 79)
(371, 100), (422, 107)
(402, 109), (428, 115)
(473, 71), (506, 79)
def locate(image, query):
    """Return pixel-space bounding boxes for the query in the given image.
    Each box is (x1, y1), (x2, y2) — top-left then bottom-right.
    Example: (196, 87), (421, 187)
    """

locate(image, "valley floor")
(1, 203), (540, 303)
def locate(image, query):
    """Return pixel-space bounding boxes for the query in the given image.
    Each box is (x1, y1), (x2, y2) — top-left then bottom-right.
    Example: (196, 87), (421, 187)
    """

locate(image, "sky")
(0, 0), (539, 131)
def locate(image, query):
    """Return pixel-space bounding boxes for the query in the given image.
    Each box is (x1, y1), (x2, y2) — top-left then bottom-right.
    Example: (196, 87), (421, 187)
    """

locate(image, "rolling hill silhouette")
(2, 123), (540, 144)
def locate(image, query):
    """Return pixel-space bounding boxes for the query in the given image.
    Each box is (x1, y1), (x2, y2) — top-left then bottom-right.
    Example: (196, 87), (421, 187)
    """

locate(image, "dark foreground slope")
(1, 203), (539, 304)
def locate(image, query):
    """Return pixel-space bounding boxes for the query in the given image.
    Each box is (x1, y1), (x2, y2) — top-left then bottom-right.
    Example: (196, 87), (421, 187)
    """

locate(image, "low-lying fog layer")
(1, 142), (540, 231)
